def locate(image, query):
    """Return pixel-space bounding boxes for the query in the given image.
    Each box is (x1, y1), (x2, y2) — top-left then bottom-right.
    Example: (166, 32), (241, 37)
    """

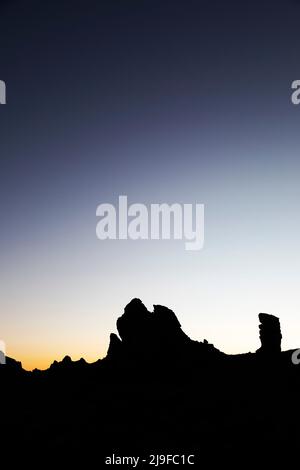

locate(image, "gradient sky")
(1, 0), (300, 370)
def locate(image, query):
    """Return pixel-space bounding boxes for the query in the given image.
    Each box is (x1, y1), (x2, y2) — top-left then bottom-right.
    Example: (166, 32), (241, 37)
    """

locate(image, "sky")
(1, 0), (300, 370)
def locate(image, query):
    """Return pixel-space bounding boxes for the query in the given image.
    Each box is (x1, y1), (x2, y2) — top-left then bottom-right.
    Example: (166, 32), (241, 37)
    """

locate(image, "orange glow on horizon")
(7, 347), (107, 371)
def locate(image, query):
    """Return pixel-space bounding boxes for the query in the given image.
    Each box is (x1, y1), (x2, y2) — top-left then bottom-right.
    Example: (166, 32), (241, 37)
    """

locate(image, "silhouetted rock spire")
(256, 313), (282, 354)
(106, 333), (123, 359)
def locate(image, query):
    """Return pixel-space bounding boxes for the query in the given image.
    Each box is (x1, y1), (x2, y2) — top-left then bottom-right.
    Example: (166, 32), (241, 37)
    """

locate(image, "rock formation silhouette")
(1, 298), (299, 465)
(256, 312), (282, 354)
(108, 298), (222, 368)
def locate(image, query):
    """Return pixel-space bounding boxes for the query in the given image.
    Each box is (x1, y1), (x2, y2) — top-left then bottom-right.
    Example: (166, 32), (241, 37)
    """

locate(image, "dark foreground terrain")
(2, 299), (300, 465)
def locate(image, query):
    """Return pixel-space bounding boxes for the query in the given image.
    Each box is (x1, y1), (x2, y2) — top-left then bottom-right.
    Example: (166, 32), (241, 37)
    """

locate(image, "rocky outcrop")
(116, 298), (152, 348)
(49, 355), (87, 371)
(106, 333), (123, 360)
(107, 298), (221, 364)
(256, 313), (282, 354)
(116, 298), (190, 349)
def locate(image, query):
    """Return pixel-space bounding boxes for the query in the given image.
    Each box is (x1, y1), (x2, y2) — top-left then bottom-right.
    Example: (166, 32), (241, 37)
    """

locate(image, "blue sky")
(1, 0), (300, 369)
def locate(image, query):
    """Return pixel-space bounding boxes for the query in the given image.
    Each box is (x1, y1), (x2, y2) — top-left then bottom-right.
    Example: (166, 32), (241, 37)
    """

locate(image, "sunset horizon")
(2, 1), (300, 463)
